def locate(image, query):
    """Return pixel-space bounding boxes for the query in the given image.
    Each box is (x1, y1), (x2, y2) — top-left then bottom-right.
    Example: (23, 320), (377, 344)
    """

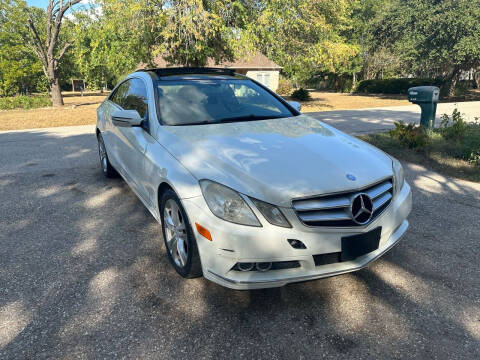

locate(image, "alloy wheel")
(98, 138), (108, 173)
(163, 199), (189, 268)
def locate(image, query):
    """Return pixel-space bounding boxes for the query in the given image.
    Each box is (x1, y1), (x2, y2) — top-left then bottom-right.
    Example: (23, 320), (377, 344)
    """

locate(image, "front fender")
(143, 138), (202, 219)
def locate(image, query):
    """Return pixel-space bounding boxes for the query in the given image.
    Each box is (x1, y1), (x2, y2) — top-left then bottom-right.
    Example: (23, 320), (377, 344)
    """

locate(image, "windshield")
(155, 79), (294, 125)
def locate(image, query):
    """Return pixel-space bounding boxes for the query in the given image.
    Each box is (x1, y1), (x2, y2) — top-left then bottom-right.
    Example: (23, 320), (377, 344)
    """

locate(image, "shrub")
(276, 78), (292, 96)
(454, 120), (480, 165)
(0, 95), (52, 110)
(355, 78), (444, 95)
(291, 88), (311, 101)
(389, 121), (429, 148)
(439, 108), (468, 140)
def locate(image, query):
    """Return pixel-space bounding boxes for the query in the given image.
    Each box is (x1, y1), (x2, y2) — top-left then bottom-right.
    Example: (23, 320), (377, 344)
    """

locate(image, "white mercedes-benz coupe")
(96, 68), (412, 290)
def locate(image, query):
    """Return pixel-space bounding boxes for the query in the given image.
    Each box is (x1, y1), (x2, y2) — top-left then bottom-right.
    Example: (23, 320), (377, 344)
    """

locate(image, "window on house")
(256, 73), (271, 88)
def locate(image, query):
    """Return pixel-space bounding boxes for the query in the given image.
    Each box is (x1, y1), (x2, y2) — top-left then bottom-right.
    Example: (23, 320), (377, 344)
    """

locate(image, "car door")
(101, 81), (129, 167)
(110, 78), (152, 203)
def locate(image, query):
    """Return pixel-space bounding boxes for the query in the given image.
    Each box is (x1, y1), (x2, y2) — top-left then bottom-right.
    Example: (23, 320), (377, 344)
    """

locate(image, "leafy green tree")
(26, 0), (82, 106)
(72, 0), (158, 88)
(246, 0), (359, 83)
(156, 0), (251, 66)
(0, 0), (45, 96)
(346, 0), (393, 81)
(372, 0), (480, 96)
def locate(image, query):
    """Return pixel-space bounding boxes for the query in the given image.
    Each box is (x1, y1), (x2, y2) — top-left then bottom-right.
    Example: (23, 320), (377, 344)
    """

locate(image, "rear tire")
(97, 132), (118, 178)
(160, 189), (202, 278)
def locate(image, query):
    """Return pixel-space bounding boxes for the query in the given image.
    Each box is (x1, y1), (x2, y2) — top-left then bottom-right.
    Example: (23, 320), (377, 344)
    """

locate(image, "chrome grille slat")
(365, 182), (393, 199)
(294, 197), (350, 211)
(373, 192), (392, 211)
(292, 178), (393, 227)
(299, 209), (351, 222)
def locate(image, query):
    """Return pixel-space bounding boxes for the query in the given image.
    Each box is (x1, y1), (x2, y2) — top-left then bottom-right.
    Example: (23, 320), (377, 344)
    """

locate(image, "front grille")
(292, 178), (393, 227)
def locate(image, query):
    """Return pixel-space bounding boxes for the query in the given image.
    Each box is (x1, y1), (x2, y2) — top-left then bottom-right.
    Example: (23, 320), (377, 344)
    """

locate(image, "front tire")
(97, 132), (118, 178)
(160, 190), (202, 278)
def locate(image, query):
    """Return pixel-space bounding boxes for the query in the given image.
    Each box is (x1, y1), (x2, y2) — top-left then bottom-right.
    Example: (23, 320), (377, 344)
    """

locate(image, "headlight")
(200, 180), (261, 226)
(251, 198), (291, 228)
(392, 157), (405, 195)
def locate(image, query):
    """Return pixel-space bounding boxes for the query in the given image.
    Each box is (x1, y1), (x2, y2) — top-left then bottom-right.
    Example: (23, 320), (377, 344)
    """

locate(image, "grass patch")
(0, 94), (52, 110)
(0, 93), (106, 131)
(360, 124), (480, 183)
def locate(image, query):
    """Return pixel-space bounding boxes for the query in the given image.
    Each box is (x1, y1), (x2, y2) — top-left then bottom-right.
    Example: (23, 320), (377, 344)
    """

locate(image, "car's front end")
(142, 70), (412, 289)
(166, 116), (413, 290)
(183, 173), (411, 290)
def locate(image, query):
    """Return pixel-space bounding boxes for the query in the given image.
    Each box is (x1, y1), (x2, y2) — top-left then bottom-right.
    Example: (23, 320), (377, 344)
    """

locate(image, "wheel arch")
(157, 181), (175, 204)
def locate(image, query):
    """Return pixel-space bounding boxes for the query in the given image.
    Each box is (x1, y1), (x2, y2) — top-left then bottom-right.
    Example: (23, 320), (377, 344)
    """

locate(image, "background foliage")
(0, 0), (479, 97)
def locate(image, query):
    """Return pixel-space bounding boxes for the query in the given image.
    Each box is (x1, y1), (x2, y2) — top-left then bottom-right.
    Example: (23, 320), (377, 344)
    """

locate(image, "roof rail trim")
(135, 67), (236, 77)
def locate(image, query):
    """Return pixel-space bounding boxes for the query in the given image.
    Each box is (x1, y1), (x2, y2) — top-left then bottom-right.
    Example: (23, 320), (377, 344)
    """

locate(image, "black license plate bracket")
(341, 227), (382, 262)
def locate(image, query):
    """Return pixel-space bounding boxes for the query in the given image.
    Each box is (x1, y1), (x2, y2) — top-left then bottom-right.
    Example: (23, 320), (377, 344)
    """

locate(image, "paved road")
(1, 119), (479, 359)
(309, 101), (480, 135)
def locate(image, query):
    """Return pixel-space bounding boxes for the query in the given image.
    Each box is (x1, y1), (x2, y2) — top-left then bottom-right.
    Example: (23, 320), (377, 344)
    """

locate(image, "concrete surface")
(0, 115), (479, 359)
(309, 101), (480, 135)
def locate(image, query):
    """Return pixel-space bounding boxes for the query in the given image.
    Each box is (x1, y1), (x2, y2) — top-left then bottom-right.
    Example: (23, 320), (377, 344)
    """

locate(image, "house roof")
(149, 52), (282, 70)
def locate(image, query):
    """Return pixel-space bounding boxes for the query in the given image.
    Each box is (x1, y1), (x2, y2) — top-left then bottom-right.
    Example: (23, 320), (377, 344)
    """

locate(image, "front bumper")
(182, 182), (412, 290)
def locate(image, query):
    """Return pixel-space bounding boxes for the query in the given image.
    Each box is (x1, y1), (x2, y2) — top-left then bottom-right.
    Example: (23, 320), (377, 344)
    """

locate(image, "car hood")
(157, 115), (393, 207)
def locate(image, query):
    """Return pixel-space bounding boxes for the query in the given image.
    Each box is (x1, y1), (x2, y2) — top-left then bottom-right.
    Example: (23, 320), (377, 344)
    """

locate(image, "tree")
(346, 0), (392, 81)
(0, 0), (46, 96)
(247, 0), (359, 83)
(372, 0), (480, 97)
(72, 0), (160, 88)
(26, 0), (82, 106)
(156, 0), (248, 66)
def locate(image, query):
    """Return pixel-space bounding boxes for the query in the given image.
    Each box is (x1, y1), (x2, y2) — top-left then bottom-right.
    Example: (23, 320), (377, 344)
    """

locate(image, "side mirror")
(112, 109), (143, 127)
(287, 101), (301, 112)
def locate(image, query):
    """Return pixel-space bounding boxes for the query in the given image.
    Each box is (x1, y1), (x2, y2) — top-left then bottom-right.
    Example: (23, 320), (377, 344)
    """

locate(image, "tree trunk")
(474, 71), (480, 89)
(444, 68), (460, 98)
(50, 76), (64, 107)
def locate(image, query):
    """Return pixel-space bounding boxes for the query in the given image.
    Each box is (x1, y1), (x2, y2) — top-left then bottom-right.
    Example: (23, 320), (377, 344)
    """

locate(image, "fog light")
(237, 262), (254, 271)
(255, 262), (272, 272)
(287, 239), (306, 249)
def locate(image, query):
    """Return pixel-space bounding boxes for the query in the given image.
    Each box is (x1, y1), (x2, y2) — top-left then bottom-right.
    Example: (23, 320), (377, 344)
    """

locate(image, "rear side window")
(110, 79), (149, 118)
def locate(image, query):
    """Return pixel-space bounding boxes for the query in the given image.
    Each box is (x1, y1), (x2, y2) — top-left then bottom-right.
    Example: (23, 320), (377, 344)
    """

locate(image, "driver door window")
(110, 79), (148, 119)
(110, 81), (129, 107)
(123, 78), (149, 119)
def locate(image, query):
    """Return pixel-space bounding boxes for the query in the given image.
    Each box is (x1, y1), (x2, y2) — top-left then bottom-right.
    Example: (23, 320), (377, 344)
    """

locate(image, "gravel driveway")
(0, 124), (479, 359)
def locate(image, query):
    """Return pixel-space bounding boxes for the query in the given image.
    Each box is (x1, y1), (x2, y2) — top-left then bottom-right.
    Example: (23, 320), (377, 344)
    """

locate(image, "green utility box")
(407, 86), (440, 129)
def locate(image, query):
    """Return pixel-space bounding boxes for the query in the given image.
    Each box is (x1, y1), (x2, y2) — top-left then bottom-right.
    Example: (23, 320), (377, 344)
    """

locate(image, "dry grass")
(0, 90), (417, 131)
(360, 131), (480, 183)
(290, 91), (411, 112)
(0, 92), (107, 131)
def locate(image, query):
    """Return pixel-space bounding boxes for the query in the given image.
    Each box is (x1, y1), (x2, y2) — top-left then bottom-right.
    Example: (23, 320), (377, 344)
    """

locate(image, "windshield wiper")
(171, 115), (287, 126)
(218, 114), (286, 123)
(171, 120), (214, 126)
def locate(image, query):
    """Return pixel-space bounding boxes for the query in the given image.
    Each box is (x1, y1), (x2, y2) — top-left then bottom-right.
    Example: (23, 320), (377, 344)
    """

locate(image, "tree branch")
(46, 0), (53, 50)
(55, 42), (72, 66)
(49, 0), (82, 56)
(27, 17), (48, 68)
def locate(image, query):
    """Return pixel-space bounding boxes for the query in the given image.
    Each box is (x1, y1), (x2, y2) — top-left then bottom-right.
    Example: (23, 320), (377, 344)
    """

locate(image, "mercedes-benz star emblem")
(350, 193), (374, 225)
